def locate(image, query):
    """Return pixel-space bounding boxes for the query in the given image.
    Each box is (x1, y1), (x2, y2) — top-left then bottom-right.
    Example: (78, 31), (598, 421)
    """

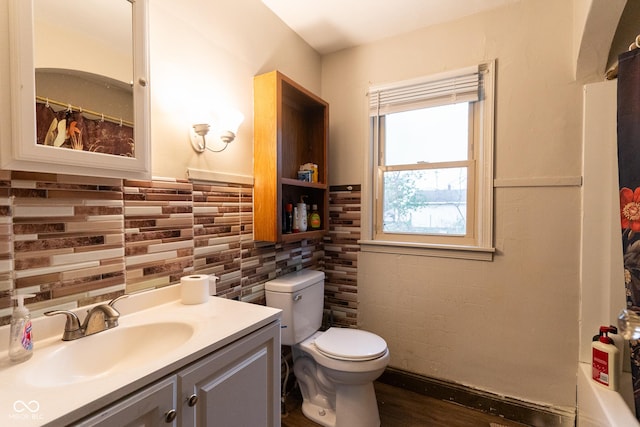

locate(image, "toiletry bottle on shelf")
(284, 203), (293, 234)
(9, 293), (36, 363)
(310, 204), (321, 229)
(592, 326), (620, 390)
(297, 196), (307, 232)
(293, 206), (300, 233)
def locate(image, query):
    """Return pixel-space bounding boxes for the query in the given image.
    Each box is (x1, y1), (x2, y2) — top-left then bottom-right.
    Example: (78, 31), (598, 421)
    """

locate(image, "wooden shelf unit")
(253, 71), (329, 243)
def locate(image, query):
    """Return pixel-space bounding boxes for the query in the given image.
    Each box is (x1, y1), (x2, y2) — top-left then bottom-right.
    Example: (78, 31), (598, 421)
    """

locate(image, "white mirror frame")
(5, 0), (150, 180)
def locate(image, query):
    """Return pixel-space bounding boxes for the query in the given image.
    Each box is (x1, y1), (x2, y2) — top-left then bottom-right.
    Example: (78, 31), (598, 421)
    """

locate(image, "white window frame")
(360, 60), (496, 261)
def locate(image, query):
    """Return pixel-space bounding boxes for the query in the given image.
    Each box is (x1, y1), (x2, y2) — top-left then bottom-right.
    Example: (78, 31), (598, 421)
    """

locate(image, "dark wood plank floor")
(281, 381), (530, 427)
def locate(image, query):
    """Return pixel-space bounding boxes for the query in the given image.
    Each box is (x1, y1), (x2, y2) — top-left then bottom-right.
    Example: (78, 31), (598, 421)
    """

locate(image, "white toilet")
(265, 269), (389, 427)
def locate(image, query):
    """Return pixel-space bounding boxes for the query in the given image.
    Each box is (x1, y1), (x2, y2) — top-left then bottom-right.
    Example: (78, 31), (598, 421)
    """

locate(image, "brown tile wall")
(8, 171), (126, 316)
(323, 185), (361, 328)
(0, 171), (15, 314)
(0, 172), (336, 326)
(124, 179), (195, 293)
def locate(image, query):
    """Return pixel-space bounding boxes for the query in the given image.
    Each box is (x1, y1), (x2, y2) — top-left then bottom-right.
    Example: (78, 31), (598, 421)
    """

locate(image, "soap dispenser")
(9, 293), (36, 363)
(592, 325), (620, 390)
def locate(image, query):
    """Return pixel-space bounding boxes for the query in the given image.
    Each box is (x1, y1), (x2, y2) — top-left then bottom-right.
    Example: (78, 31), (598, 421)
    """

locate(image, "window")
(363, 61), (495, 260)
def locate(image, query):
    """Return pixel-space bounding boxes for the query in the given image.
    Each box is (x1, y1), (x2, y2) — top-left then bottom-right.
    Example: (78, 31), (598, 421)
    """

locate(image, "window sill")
(358, 240), (495, 261)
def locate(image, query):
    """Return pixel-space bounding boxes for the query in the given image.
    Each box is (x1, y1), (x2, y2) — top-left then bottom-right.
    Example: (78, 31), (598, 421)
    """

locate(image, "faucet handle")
(108, 293), (129, 309)
(44, 310), (82, 340)
(103, 294), (128, 328)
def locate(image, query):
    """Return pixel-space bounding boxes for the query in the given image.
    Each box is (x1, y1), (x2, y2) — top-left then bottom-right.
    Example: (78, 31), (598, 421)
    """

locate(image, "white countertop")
(0, 286), (281, 426)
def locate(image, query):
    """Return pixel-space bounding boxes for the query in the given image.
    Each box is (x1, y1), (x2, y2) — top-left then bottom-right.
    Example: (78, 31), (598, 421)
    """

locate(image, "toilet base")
(301, 400), (336, 427)
(298, 381), (381, 427)
(333, 382), (381, 427)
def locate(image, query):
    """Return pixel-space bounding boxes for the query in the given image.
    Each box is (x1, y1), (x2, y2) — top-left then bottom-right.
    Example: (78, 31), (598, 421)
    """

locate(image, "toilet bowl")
(265, 269), (390, 427)
(293, 329), (390, 427)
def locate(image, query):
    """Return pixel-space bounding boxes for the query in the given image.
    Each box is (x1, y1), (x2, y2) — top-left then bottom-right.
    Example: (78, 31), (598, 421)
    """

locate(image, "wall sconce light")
(190, 109), (244, 154)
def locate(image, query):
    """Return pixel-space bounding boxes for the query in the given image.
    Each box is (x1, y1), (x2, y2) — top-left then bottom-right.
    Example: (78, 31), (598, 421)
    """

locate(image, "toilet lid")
(314, 328), (387, 361)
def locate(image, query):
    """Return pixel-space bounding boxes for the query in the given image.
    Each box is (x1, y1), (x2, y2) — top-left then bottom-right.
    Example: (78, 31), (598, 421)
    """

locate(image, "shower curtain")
(617, 47), (640, 420)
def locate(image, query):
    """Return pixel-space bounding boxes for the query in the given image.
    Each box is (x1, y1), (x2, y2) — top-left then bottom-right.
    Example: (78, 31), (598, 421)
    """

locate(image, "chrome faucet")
(45, 294), (129, 341)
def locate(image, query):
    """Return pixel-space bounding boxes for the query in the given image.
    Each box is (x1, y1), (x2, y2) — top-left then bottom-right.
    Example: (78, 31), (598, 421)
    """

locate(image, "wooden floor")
(281, 381), (530, 427)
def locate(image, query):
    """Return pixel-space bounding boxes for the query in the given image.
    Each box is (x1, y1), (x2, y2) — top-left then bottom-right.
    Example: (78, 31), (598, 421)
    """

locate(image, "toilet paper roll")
(181, 274), (210, 305)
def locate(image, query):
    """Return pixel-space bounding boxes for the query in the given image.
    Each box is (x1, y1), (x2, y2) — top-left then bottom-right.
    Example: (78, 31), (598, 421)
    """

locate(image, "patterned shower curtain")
(617, 47), (640, 420)
(35, 103), (134, 156)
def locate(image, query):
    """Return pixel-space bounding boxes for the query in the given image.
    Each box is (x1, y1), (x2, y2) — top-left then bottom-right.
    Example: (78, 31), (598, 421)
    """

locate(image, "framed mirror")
(5, 0), (150, 179)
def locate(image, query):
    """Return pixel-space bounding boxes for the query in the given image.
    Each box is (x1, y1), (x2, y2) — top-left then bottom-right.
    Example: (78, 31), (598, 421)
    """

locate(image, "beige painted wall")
(148, 0), (321, 180)
(321, 0), (584, 410)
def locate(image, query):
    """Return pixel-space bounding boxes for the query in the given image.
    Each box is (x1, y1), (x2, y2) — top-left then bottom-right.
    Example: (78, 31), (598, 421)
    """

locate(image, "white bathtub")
(577, 362), (639, 426)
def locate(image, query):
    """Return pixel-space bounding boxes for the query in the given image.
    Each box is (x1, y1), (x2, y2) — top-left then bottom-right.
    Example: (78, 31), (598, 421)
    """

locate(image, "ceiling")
(262, 0), (521, 55)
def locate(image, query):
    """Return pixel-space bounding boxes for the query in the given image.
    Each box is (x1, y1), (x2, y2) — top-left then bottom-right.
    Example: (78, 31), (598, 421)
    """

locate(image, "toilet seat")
(313, 327), (388, 361)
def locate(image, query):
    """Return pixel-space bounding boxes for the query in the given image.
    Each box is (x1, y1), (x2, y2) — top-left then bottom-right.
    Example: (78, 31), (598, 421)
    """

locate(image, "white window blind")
(369, 65), (481, 116)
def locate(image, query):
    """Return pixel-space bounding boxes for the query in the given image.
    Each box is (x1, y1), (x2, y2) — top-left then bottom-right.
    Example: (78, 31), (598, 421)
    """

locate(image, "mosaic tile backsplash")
(0, 171), (360, 328)
(324, 185), (361, 328)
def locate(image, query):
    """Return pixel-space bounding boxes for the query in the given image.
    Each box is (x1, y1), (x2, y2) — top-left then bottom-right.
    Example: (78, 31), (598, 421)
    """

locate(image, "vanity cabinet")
(74, 377), (178, 426)
(179, 320), (280, 426)
(253, 71), (329, 243)
(73, 321), (280, 427)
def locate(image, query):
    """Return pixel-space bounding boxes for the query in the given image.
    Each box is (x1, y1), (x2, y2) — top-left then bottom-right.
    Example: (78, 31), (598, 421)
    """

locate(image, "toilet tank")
(265, 269), (325, 345)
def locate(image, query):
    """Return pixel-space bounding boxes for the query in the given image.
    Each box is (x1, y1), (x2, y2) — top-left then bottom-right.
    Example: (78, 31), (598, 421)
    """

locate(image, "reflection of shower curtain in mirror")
(35, 103), (134, 157)
(617, 47), (640, 421)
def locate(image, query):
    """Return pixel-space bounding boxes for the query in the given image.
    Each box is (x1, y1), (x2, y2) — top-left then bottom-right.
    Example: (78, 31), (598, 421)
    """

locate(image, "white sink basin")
(26, 322), (194, 387)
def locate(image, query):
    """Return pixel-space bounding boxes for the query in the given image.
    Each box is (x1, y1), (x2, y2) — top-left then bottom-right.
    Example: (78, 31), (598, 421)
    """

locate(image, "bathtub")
(577, 362), (639, 426)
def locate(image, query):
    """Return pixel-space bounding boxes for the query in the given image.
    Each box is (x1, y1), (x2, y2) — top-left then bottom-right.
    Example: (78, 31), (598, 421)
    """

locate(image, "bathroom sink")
(26, 322), (194, 387)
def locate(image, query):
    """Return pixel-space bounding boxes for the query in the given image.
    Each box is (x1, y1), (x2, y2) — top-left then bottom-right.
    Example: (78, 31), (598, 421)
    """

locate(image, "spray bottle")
(9, 293), (36, 363)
